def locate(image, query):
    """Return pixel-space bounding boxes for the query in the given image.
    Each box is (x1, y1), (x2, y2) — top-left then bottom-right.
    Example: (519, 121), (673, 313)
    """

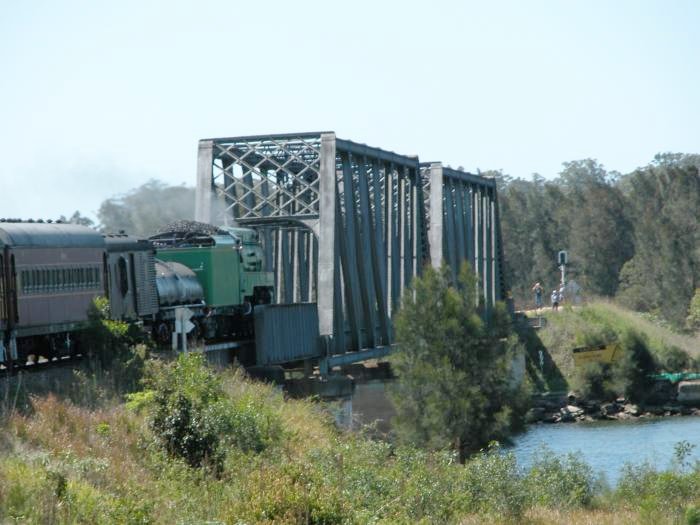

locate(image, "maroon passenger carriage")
(0, 221), (106, 366)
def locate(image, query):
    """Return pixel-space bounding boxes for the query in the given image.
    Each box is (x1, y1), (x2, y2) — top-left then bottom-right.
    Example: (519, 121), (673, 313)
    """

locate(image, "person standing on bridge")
(532, 282), (544, 311)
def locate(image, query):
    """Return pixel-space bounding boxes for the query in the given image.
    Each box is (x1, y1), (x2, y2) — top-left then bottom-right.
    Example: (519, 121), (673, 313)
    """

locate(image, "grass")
(530, 301), (700, 389)
(2, 354), (700, 524)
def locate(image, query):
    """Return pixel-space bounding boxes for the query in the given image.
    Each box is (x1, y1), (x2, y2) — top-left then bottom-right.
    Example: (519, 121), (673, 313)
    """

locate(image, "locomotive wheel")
(155, 322), (171, 345)
(242, 301), (253, 316)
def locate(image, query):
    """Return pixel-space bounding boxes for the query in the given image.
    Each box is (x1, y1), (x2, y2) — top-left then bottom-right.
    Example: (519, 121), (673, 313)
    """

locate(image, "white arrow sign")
(174, 308), (195, 334)
(174, 307), (196, 353)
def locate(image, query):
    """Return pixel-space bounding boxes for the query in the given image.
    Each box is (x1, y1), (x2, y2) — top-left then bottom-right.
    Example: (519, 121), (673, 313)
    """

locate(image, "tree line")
(494, 153), (700, 328)
(60, 152), (700, 328)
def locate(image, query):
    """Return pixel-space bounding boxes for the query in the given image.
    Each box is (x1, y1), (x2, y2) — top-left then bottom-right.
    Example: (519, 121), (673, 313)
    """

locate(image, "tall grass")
(2, 355), (700, 524)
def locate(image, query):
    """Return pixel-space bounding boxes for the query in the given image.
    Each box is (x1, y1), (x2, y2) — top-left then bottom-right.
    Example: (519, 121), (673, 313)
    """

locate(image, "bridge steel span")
(195, 132), (507, 370)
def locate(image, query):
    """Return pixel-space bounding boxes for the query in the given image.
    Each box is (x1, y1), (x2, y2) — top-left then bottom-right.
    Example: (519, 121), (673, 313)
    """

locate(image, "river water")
(351, 381), (700, 485)
(509, 416), (700, 485)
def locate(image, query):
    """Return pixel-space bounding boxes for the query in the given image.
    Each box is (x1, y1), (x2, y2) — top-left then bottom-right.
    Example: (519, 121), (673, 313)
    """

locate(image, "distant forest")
(493, 153), (700, 328)
(63, 180), (196, 238)
(62, 153), (700, 329)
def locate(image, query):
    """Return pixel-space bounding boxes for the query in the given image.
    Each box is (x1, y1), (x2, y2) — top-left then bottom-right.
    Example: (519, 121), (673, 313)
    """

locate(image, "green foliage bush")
(460, 444), (526, 518)
(524, 448), (598, 508)
(610, 330), (656, 401)
(145, 353), (281, 473)
(569, 331), (656, 402)
(571, 361), (614, 401)
(391, 263), (528, 461)
(616, 462), (700, 520)
(81, 297), (149, 394)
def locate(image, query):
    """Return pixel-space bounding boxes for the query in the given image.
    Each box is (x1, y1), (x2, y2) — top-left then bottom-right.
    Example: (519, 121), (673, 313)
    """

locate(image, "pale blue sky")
(1, 0), (698, 222)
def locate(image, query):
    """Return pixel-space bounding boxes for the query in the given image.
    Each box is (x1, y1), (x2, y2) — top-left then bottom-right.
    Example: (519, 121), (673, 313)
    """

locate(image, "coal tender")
(149, 221), (274, 342)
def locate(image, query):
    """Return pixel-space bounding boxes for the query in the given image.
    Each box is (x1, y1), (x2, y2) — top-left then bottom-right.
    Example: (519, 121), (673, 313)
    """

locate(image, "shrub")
(81, 297), (149, 394)
(571, 362), (614, 401)
(657, 345), (695, 372)
(686, 505), (700, 525)
(152, 392), (222, 471)
(145, 353), (281, 473)
(524, 449), (598, 508)
(615, 463), (699, 524)
(218, 395), (281, 453)
(460, 444), (526, 519)
(538, 302), (698, 399)
(610, 330), (656, 402)
(570, 329), (657, 402)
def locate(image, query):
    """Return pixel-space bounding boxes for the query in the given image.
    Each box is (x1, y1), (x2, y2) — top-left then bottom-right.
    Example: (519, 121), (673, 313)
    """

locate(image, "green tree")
(98, 179), (195, 236)
(617, 163), (700, 326)
(390, 263), (526, 462)
(686, 289), (700, 331)
(497, 174), (570, 305)
(559, 160), (633, 297)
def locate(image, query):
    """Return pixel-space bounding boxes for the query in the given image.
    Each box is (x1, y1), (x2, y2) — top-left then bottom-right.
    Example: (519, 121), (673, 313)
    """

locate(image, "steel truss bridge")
(195, 132), (507, 371)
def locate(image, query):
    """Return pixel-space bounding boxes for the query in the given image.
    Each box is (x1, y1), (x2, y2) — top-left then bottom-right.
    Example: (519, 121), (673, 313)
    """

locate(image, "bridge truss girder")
(195, 132), (505, 367)
(422, 163), (506, 308)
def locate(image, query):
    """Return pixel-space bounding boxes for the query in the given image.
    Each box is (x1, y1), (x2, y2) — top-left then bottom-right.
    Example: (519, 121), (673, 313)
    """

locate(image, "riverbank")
(528, 393), (700, 424)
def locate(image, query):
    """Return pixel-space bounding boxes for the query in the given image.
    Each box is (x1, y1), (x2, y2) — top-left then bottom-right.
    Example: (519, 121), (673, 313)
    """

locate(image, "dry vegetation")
(1, 354), (700, 524)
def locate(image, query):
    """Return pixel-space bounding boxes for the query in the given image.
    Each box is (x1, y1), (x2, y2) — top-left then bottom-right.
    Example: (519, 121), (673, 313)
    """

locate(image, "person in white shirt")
(551, 290), (560, 311)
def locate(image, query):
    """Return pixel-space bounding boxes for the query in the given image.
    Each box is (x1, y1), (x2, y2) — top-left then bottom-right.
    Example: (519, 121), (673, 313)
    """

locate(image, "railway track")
(0, 338), (252, 379)
(0, 353), (85, 377)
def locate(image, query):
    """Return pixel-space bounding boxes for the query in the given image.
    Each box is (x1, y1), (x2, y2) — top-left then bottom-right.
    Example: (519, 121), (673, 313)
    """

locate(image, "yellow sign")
(572, 343), (621, 368)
